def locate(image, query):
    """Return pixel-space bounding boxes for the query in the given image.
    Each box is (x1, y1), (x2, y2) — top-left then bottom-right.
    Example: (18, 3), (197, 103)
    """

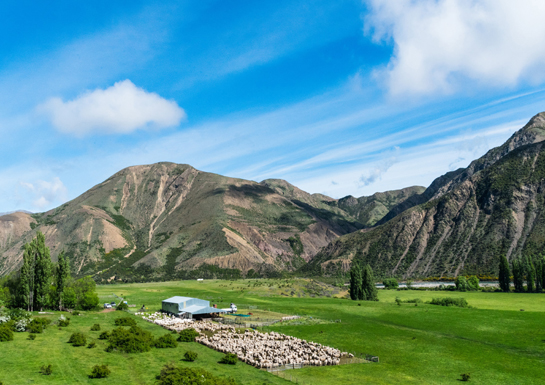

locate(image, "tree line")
(0, 232), (99, 311)
(498, 254), (545, 293)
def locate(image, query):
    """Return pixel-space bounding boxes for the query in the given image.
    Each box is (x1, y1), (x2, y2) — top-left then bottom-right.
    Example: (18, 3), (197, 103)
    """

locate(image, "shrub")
(90, 324), (101, 331)
(429, 298), (469, 308)
(58, 315), (70, 327)
(40, 364), (53, 375)
(184, 351), (198, 362)
(68, 332), (87, 346)
(156, 364), (236, 385)
(468, 276), (480, 291)
(89, 365), (111, 379)
(116, 302), (129, 311)
(27, 320), (44, 334)
(99, 331), (110, 340)
(106, 326), (154, 353)
(460, 373), (471, 381)
(154, 333), (178, 348)
(177, 328), (199, 342)
(72, 311), (81, 316)
(28, 334), (36, 340)
(88, 342), (96, 349)
(455, 276), (470, 292)
(0, 325), (14, 342)
(114, 316), (136, 327)
(219, 353), (238, 365)
(383, 278), (399, 290)
(80, 292), (100, 310)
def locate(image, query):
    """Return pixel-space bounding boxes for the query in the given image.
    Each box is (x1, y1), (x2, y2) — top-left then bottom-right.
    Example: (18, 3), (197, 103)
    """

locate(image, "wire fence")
(264, 353), (379, 384)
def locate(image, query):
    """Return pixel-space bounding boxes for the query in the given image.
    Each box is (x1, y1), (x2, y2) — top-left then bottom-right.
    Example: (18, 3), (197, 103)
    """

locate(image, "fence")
(264, 354), (379, 384)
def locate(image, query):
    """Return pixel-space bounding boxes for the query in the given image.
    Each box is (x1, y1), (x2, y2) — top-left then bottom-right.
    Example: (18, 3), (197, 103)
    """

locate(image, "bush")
(0, 325), (14, 342)
(72, 311), (81, 316)
(28, 334), (36, 340)
(156, 364), (236, 385)
(184, 351), (198, 362)
(219, 353), (238, 365)
(68, 332), (87, 346)
(468, 276), (480, 291)
(177, 328), (200, 342)
(116, 302), (129, 311)
(27, 320), (45, 333)
(429, 298), (469, 308)
(80, 292), (100, 311)
(460, 373), (471, 381)
(383, 278), (399, 290)
(154, 333), (178, 348)
(58, 315), (70, 327)
(455, 276), (470, 292)
(90, 324), (101, 331)
(106, 326), (154, 353)
(40, 364), (53, 375)
(99, 331), (110, 340)
(89, 365), (111, 379)
(88, 342), (96, 349)
(114, 317), (137, 327)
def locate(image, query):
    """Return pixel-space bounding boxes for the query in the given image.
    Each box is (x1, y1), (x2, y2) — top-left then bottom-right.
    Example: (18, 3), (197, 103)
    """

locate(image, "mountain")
(332, 186), (425, 227)
(307, 112), (545, 278)
(0, 163), (377, 281)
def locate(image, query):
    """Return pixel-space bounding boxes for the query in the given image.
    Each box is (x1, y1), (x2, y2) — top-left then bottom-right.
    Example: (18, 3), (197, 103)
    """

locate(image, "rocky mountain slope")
(332, 186), (425, 227)
(308, 112), (545, 278)
(0, 164), (413, 281)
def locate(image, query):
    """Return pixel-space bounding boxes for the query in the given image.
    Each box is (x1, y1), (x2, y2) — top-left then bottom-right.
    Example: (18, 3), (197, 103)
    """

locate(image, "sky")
(2, 0), (545, 213)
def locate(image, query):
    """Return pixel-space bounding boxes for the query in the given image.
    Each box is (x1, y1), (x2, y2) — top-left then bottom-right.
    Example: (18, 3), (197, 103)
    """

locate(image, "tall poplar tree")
(18, 232), (52, 311)
(361, 264), (378, 301)
(56, 252), (70, 310)
(525, 256), (535, 293)
(512, 259), (524, 293)
(535, 259), (542, 293)
(349, 261), (362, 300)
(499, 255), (511, 292)
(19, 244), (34, 311)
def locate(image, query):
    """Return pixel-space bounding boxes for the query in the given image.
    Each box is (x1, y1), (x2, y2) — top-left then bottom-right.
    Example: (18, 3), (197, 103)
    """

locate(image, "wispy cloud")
(20, 177), (68, 210)
(38, 80), (185, 135)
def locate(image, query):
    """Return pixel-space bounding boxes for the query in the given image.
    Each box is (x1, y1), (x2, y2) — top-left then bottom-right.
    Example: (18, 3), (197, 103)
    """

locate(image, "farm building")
(162, 296), (227, 319)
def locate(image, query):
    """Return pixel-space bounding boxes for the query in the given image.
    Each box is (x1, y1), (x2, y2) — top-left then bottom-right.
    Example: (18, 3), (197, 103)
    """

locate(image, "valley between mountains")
(2, 112), (545, 282)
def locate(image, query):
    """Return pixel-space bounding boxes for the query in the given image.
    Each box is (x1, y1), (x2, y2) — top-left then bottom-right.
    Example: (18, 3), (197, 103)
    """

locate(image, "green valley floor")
(1, 279), (544, 384)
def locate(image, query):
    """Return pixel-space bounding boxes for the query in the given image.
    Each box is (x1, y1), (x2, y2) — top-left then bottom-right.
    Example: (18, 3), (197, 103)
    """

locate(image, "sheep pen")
(138, 312), (353, 369)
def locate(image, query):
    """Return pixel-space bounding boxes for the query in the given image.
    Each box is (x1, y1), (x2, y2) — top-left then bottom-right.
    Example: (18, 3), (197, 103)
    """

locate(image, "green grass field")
(2, 279), (545, 384)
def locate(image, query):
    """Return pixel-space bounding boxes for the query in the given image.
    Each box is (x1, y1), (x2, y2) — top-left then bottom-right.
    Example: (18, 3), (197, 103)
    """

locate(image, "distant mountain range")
(2, 112), (545, 280)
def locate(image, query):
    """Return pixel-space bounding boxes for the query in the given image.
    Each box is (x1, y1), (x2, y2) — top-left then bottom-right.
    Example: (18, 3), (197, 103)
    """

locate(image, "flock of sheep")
(138, 312), (351, 369)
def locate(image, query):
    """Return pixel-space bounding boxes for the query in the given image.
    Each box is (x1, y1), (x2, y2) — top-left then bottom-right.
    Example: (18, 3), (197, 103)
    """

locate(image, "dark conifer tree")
(535, 259), (542, 293)
(361, 264), (378, 301)
(349, 261), (363, 300)
(499, 255), (511, 292)
(512, 259), (524, 293)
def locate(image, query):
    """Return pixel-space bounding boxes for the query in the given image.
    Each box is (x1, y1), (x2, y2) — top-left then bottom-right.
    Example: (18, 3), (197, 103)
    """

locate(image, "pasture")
(1, 278), (544, 384)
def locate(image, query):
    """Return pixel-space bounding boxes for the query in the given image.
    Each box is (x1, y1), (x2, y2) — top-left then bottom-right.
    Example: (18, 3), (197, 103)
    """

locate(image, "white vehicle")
(104, 303), (112, 309)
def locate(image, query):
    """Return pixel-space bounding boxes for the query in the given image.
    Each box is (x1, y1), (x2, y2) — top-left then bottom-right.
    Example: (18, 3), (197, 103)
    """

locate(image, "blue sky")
(2, 0), (545, 212)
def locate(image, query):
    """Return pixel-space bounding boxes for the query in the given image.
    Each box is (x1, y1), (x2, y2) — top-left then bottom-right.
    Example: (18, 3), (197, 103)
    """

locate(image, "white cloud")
(365, 0), (545, 95)
(20, 177), (68, 209)
(38, 80), (186, 135)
